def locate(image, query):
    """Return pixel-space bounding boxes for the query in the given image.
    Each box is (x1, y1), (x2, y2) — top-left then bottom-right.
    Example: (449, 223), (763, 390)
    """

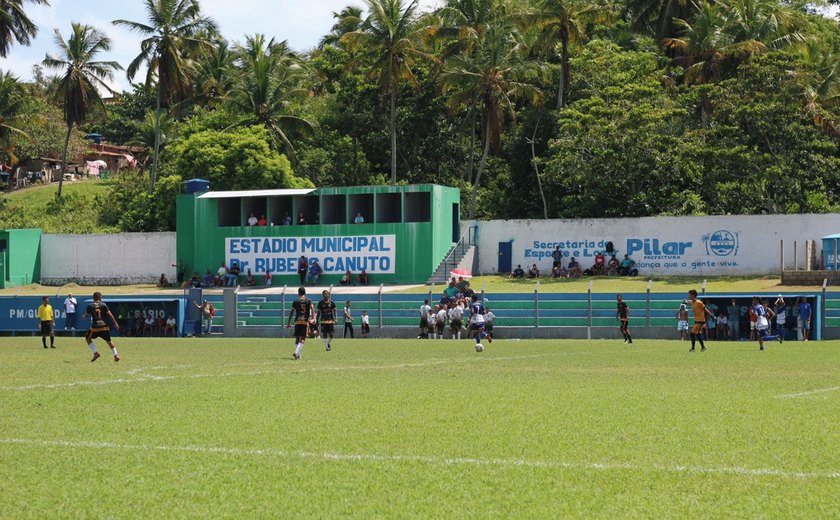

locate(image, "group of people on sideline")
(510, 247), (638, 279)
(163, 260), (371, 289)
(675, 295), (812, 342)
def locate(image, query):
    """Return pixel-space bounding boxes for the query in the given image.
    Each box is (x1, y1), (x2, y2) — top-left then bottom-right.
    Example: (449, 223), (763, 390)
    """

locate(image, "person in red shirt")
(748, 305), (757, 340)
(257, 215), (267, 226)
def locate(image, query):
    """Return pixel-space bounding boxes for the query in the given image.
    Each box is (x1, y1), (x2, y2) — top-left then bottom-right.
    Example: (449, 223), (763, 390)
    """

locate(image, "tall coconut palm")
(0, 0), (49, 57)
(0, 70), (29, 164)
(230, 34), (314, 163)
(439, 25), (542, 219)
(194, 38), (235, 108)
(113, 0), (217, 193)
(341, 0), (435, 184)
(320, 5), (365, 48)
(42, 22), (121, 199)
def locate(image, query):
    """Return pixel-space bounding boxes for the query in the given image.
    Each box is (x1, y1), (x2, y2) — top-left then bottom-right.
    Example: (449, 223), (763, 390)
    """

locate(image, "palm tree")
(0, 70), (28, 164)
(797, 41), (840, 142)
(230, 34), (314, 163)
(341, 0), (435, 184)
(128, 109), (172, 169)
(42, 22), (121, 199)
(194, 38), (235, 108)
(439, 25), (542, 219)
(320, 5), (365, 48)
(0, 0), (49, 57)
(113, 0), (217, 193)
(625, 0), (693, 43)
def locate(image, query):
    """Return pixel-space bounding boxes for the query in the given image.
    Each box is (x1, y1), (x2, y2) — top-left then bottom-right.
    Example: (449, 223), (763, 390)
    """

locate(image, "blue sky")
(0, 0), (439, 91)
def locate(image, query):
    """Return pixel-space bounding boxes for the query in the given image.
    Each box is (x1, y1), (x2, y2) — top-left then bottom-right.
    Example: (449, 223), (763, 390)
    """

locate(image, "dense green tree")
(7, 94), (87, 166)
(43, 22), (121, 198)
(0, 71), (28, 162)
(0, 0), (49, 57)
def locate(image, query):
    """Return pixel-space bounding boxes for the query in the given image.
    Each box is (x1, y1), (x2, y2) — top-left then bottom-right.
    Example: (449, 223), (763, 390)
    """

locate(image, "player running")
(616, 294), (632, 344)
(469, 295), (492, 347)
(688, 289), (712, 352)
(754, 297), (781, 351)
(317, 290), (337, 351)
(287, 287), (314, 360)
(82, 292), (120, 362)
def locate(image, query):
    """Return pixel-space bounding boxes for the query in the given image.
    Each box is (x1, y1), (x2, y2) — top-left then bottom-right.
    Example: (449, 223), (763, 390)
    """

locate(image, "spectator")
(798, 297), (812, 341)
(567, 257), (582, 278)
(456, 276), (473, 297)
(354, 212), (365, 224)
(315, 212), (321, 224)
(592, 251), (606, 275)
(264, 271), (272, 287)
(245, 269), (257, 287)
(297, 256), (308, 285)
(361, 311), (370, 338)
(63, 293), (78, 330)
(189, 272), (202, 288)
(510, 265), (525, 278)
(257, 215), (267, 226)
(607, 255), (620, 276)
(283, 212), (292, 226)
(142, 312), (155, 336)
(172, 259), (185, 286)
(247, 213), (258, 226)
(194, 300), (213, 335)
(339, 270), (352, 286)
(528, 264), (540, 278)
(226, 262), (241, 286)
(551, 246), (563, 269)
(343, 301), (354, 338)
(305, 260), (322, 285)
(164, 315), (177, 337)
(442, 279), (459, 305)
(202, 270), (215, 288)
(727, 298), (740, 340)
(297, 212), (307, 225)
(551, 264), (567, 278)
(158, 273), (170, 287)
(619, 254), (638, 276)
(217, 262), (227, 284)
(358, 269), (370, 286)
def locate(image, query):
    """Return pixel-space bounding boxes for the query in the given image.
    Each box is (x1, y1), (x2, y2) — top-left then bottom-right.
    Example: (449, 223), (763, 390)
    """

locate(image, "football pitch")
(1, 336), (839, 518)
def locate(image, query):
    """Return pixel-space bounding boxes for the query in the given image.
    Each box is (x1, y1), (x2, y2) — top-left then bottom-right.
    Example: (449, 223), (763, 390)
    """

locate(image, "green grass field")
(1, 337), (839, 517)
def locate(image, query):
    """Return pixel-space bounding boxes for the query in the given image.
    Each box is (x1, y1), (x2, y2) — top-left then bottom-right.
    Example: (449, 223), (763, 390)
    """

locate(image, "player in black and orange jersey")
(317, 290), (337, 352)
(616, 294), (632, 344)
(688, 289), (712, 352)
(287, 286), (314, 360)
(82, 291), (120, 362)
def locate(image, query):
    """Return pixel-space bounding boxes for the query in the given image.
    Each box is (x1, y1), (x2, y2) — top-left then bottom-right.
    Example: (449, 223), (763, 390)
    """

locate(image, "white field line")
(0, 437), (838, 481)
(0, 353), (587, 392)
(774, 386), (840, 399)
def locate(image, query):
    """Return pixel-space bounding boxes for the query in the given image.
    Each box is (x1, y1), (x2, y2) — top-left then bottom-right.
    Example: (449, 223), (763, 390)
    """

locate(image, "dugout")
(0, 229), (41, 289)
(176, 183), (462, 285)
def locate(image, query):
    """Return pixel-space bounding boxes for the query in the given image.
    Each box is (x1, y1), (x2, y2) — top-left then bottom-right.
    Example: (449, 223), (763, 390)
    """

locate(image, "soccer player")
(448, 300), (464, 340)
(82, 292), (120, 362)
(753, 297), (780, 351)
(36, 297), (55, 349)
(484, 307), (495, 341)
(317, 290), (337, 351)
(676, 300), (689, 340)
(435, 304), (448, 340)
(427, 305), (438, 339)
(360, 311), (370, 338)
(418, 299), (431, 339)
(287, 287), (314, 360)
(688, 289), (711, 352)
(469, 295), (492, 347)
(616, 294), (632, 344)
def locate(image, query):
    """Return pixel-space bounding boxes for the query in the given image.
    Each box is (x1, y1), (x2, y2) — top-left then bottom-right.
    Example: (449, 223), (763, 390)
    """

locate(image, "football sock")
(457, 331), (461, 340)
(295, 342), (303, 356)
(324, 338), (329, 349)
(87, 342), (97, 354)
(42, 337), (46, 348)
(50, 337), (54, 347)
(111, 347), (118, 356)
(690, 334), (696, 348)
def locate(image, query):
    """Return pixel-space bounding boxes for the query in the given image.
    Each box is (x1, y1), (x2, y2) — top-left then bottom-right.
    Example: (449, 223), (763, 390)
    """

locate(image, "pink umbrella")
(450, 268), (472, 278)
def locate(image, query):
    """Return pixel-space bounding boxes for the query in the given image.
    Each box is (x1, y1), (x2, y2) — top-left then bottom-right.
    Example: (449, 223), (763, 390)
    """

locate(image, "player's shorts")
(361, 323), (370, 334)
(691, 321), (705, 334)
(40, 321), (53, 335)
(677, 320), (688, 331)
(470, 322), (485, 331)
(427, 322), (435, 333)
(485, 322), (493, 332)
(420, 318), (428, 328)
(450, 319), (462, 332)
(436, 322), (445, 335)
(293, 324), (309, 337)
(799, 319), (810, 330)
(757, 327), (770, 338)
(86, 329), (112, 342)
(619, 318), (629, 330)
(320, 323), (335, 335)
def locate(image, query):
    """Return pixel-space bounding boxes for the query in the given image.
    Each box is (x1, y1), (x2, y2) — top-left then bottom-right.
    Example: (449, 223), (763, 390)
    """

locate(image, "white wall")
(40, 233), (177, 285)
(468, 214), (840, 276)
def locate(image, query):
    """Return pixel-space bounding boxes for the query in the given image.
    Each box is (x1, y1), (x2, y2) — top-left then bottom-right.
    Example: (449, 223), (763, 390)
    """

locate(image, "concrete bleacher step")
(427, 244), (473, 285)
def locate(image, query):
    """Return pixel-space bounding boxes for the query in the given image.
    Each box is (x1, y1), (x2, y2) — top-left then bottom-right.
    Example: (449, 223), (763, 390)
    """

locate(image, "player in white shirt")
(469, 295), (492, 346)
(361, 310), (370, 338)
(448, 301), (464, 339)
(484, 307), (495, 340)
(418, 299), (431, 339)
(774, 296), (786, 342)
(435, 304), (448, 340)
(427, 305), (438, 339)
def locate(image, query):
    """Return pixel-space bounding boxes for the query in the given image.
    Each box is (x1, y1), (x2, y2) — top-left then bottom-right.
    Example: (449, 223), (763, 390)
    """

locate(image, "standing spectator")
(283, 212), (292, 226)
(305, 260), (322, 285)
(36, 297), (55, 349)
(727, 298), (740, 341)
(194, 300), (213, 335)
(676, 300), (689, 341)
(247, 213), (258, 226)
(774, 296), (786, 341)
(63, 293), (78, 330)
(297, 256), (308, 286)
(357, 269), (369, 286)
(297, 212), (307, 225)
(361, 311), (370, 338)
(264, 271), (273, 287)
(551, 246), (563, 269)
(343, 301), (354, 338)
(172, 259), (185, 286)
(354, 212), (365, 224)
(257, 215), (267, 226)
(798, 297), (812, 341)
(705, 309), (717, 340)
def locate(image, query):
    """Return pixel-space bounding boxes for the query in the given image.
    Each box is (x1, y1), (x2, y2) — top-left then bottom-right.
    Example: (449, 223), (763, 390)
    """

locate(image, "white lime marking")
(774, 386), (840, 399)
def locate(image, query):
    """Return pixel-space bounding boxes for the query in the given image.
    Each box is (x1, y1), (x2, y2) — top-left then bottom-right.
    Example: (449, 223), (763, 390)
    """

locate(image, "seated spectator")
(257, 215), (267, 226)
(305, 260), (322, 285)
(297, 212), (307, 225)
(567, 257), (582, 278)
(226, 262), (241, 286)
(339, 270), (352, 286)
(245, 269), (257, 287)
(247, 213), (258, 226)
(157, 273), (170, 287)
(189, 272), (202, 288)
(142, 312), (155, 336)
(217, 262), (227, 283)
(156, 315), (166, 336)
(551, 265), (567, 278)
(607, 255), (620, 276)
(528, 264), (540, 278)
(283, 212), (292, 226)
(442, 280), (459, 306)
(510, 265), (525, 278)
(592, 251), (606, 275)
(264, 271), (272, 287)
(357, 269), (369, 286)
(456, 276), (473, 297)
(164, 315), (177, 337)
(619, 254), (638, 276)
(202, 270), (215, 288)
(354, 212), (365, 224)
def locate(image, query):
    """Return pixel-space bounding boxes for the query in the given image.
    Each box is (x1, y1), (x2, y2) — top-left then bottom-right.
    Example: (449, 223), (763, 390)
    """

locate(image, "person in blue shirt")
(305, 260), (322, 286)
(753, 297), (781, 351)
(354, 212), (365, 224)
(797, 297), (812, 341)
(468, 294), (492, 347)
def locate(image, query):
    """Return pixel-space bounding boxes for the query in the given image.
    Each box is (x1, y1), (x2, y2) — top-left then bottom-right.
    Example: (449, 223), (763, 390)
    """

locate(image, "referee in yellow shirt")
(36, 296), (55, 349)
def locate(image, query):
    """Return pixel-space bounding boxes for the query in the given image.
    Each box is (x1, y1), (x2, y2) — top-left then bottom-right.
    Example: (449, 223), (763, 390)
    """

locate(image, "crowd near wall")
(40, 233), (177, 285)
(470, 214), (840, 276)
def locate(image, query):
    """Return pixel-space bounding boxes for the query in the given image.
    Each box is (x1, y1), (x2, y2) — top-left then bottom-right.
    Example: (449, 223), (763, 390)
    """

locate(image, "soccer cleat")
(50, 346), (56, 349)
(628, 338), (633, 344)
(293, 352), (300, 360)
(701, 347), (707, 352)
(688, 348), (695, 352)
(778, 336), (783, 344)
(114, 355), (120, 362)
(760, 346), (764, 351)
(43, 345), (48, 349)
(326, 346), (331, 352)
(91, 352), (101, 362)
(486, 334), (492, 344)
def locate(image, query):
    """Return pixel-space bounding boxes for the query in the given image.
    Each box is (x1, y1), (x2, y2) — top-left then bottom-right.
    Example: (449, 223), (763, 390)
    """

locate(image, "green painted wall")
(0, 229), (42, 288)
(177, 185), (461, 285)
